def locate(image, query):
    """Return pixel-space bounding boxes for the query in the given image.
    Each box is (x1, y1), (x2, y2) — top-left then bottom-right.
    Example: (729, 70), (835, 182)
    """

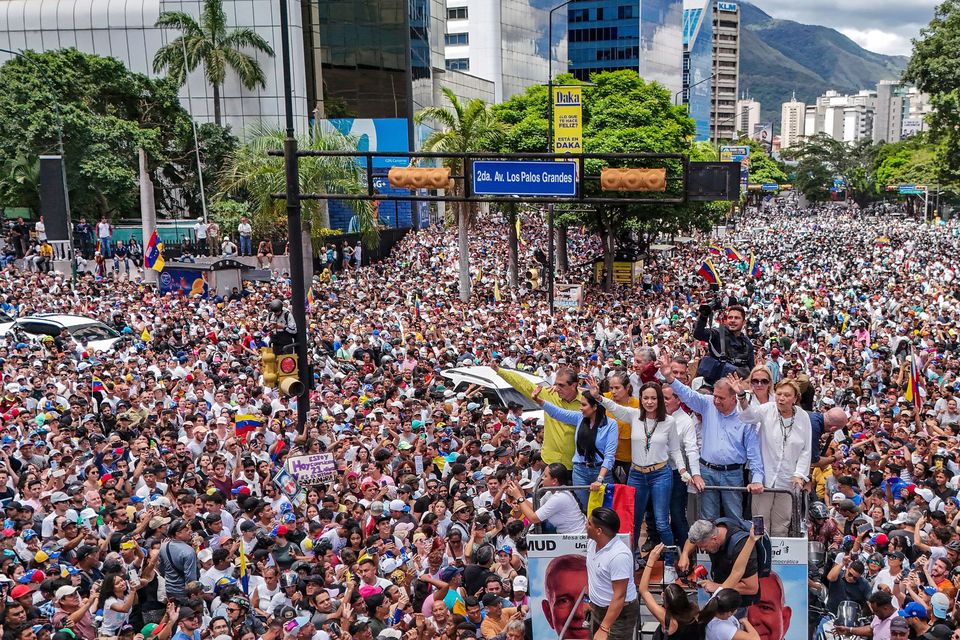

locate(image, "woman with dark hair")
(699, 589), (761, 640)
(531, 385), (618, 508)
(504, 462), (586, 533)
(590, 377), (684, 581)
(605, 370), (640, 484)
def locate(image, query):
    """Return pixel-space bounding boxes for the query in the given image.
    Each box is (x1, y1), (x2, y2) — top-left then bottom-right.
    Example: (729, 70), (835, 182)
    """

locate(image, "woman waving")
(531, 385), (619, 509)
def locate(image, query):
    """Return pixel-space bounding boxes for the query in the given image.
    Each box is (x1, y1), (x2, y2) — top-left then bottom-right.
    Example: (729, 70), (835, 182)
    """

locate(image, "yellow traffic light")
(277, 353), (305, 397)
(388, 167), (453, 190)
(526, 267), (540, 290)
(600, 168), (667, 192)
(261, 347), (278, 388)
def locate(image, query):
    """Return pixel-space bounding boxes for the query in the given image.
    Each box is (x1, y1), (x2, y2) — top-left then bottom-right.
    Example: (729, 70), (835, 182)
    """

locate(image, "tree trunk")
(505, 204), (518, 289)
(556, 225), (569, 274)
(213, 83), (222, 127)
(458, 202), (471, 302)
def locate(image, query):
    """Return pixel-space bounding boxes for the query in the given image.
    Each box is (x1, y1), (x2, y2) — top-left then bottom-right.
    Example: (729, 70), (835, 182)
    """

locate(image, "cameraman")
(266, 299), (297, 353)
(694, 302), (755, 384)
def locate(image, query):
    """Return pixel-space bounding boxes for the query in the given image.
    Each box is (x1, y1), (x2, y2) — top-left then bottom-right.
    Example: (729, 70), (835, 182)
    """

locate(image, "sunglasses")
(750, 378), (770, 385)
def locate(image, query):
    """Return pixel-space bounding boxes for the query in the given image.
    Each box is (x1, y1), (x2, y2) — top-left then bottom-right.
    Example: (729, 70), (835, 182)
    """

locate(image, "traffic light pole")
(278, 0), (310, 431)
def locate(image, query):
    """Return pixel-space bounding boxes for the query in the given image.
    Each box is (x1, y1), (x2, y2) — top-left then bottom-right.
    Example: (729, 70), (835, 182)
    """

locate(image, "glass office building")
(682, 2), (712, 141)
(567, 0), (682, 96)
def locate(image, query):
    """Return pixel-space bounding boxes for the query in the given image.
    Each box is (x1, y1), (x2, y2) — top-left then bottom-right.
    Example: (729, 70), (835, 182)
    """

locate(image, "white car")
(0, 314), (124, 353)
(441, 366), (545, 424)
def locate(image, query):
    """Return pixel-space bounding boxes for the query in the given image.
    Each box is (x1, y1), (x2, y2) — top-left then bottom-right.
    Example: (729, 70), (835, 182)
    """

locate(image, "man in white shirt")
(97, 217), (113, 257)
(238, 217), (253, 256)
(586, 507), (638, 640)
(194, 221), (208, 255)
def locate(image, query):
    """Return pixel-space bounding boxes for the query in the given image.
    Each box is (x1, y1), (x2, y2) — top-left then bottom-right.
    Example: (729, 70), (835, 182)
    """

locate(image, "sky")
(747, 0), (940, 57)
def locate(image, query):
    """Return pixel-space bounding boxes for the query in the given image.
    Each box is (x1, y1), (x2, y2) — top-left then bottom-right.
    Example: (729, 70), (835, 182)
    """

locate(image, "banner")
(720, 145), (750, 194)
(753, 123), (773, 148)
(554, 283), (584, 309)
(553, 87), (583, 155)
(285, 453), (337, 485)
(698, 536), (808, 640)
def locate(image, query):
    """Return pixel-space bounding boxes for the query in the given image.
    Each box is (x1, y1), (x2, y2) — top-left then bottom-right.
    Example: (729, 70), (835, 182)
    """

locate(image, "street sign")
(472, 160), (578, 197)
(761, 183), (778, 191)
(899, 184), (927, 195)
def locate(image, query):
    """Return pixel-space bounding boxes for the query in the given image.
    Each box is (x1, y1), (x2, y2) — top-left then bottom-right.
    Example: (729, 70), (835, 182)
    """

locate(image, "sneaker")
(663, 565), (678, 584)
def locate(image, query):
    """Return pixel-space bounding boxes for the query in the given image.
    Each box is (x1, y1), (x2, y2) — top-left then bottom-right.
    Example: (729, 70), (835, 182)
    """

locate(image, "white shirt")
(670, 408), (702, 477)
(600, 398), (683, 469)
(97, 221), (111, 238)
(534, 491), (585, 533)
(706, 615), (740, 640)
(586, 536), (637, 606)
(238, 222), (252, 237)
(739, 403), (812, 489)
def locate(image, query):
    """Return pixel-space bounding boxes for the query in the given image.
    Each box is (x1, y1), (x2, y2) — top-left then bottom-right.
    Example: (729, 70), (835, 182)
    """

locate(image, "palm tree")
(415, 88), (506, 302)
(217, 123), (379, 249)
(153, 0), (274, 126)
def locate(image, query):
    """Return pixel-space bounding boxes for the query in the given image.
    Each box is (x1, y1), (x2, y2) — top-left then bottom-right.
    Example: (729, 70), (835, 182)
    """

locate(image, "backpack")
(715, 517), (773, 578)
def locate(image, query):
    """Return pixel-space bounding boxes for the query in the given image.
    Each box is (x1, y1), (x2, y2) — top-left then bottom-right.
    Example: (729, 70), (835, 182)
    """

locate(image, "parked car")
(0, 314), (123, 353)
(440, 366), (545, 424)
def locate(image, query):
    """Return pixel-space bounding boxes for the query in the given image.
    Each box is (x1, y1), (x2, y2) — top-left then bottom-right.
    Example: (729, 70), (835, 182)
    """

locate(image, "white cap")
(513, 575), (528, 591)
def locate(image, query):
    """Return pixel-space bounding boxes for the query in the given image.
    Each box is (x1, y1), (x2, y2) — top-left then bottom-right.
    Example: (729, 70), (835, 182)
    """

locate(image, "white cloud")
(838, 28), (913, 56)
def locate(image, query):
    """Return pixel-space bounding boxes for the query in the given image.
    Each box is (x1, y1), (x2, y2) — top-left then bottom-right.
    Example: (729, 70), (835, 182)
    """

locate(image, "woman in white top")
(589, 378), (684, 579)
(98, 574), (137, 636)
(746, 365), (774, 406)
(735, 376), (812, 537)
(701, 589), (761, 640)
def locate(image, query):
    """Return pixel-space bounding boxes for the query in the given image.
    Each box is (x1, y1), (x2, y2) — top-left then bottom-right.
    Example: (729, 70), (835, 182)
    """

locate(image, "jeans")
(99, 238), (112, 258)
(572, 462), (601, 513)
(700, 464), (745, 522)
(644, 469), (691, 548)
(628, 465), (675, 564)
(240, 235), (252, 255)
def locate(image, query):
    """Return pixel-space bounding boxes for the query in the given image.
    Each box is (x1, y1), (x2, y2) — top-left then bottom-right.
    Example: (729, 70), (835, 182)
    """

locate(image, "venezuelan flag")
(904, 350), (923, 411)
(414, 296), (421, 318)
(239, 540), (249, 594)
(707, 244), (723, 256)
(748, 254), (761, 279)
(724, 245), (744, 262)
(144, 230), (165, 272)
(493, 281), (501, 303)
(306, 288), (315, 311)
(235, 414), (262, 441)
(697, 259), (722, 287)
(586, 484), (636, 538)
(516, 218), (525, 246)
(91, 377), (105, 393)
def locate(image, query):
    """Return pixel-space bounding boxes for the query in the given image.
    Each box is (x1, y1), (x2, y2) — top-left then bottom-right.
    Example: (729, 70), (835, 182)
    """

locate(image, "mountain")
(737, 2), (909, 130)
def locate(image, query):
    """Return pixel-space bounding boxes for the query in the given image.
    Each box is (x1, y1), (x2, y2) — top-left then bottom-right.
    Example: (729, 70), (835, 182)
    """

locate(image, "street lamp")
(674, 72), (716, 107)
(546, 0), (578, 313)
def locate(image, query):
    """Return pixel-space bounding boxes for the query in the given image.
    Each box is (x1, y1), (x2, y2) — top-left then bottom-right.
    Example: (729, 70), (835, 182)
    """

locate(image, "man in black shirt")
(681, 518), (760, 606)
(825, 556), (871, 615)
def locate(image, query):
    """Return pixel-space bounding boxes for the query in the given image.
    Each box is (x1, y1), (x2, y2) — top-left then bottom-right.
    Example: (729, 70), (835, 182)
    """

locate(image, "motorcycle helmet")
(809, 502), (829, 521)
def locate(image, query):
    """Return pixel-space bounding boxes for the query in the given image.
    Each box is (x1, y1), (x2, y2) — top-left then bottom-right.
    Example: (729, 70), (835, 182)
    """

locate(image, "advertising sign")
(553, 87), (583, 155)
(753, 123), (773, 148)
(158, 268), (208, 297)
(472, 161), (578, 197)
(555, 283), (584, 308)
(285, 453), (337, 485)
(698, 536), (808, 640)
(317, 118), (410, 168)
(718, 1), (737, 10)
(720, 145), (750, 194)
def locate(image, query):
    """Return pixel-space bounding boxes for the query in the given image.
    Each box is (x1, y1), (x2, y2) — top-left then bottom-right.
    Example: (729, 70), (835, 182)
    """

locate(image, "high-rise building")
(682, 0), (712, 141)
(779, 95), (805, 149)
(874, 80), (906, 143)
(442, 0), (563, 102)
(804, 89), (876, 143)
(735, 97), (760, 137)
(567, 0), (684, 97)
(710, 0), (740, 142)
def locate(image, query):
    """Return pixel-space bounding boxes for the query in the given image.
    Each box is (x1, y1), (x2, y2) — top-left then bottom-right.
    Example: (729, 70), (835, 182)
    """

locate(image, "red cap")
(30, 569), (44, 584)
(276, 525), (289, 536)
(11, 584), (31, 599)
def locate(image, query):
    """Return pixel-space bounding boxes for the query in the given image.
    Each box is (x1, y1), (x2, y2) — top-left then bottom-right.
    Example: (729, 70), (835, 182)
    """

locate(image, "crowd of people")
(0, 202), (957, 640)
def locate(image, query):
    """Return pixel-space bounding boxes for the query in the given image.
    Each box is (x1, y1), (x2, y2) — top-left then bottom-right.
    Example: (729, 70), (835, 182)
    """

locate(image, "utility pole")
(277, 0), (311, 430)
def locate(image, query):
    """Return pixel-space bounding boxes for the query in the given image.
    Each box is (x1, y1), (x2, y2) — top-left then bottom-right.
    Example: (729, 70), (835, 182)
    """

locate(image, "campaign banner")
(698, 536), (808, 640)
(721, 145), (750, 194)
(553, 87), (583, 155)
(555, 283), (584, 308)
(285, 453), (337, 485)
(317, 118), (410, 168)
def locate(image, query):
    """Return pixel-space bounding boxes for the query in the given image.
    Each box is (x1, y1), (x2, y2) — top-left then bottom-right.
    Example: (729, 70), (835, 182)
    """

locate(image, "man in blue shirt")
(659, 352), (763, 522)
(170, 603), (202, 640)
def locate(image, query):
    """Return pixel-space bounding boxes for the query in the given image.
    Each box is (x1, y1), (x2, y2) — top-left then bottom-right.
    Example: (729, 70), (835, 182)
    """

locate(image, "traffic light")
(600, 168), (667, 192)
(388, 167), (453, 190)
(526, 267), (540, 290)
(276, 353), (305, 397)
(261, 347), (278, 387)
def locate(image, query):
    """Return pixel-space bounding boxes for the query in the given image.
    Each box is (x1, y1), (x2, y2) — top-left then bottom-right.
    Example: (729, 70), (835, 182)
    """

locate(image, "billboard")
(553, 87), (584, 155)
(316, 118), (410, 168)
(698, 537), (808, 640)
(720, 145), (750, 194)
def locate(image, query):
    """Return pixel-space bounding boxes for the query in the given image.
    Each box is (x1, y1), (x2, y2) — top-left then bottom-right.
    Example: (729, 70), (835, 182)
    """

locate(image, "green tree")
(782, 133), (878, 205)
(216, 124), (378, 249)
(416, 88), (506, 302)
(905, 0), (960, 180)
(153, 0), (274, 127)
(0, 153), (40, 212)
(0, 48), (224, 219)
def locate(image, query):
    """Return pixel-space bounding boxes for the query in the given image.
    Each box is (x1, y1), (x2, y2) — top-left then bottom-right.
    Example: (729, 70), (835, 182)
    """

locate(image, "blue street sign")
(472, 160), (578, 197)
(761, 183), (778, 191)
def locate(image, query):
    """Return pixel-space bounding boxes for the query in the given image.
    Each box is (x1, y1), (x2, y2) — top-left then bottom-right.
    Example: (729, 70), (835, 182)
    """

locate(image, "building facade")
(710, 0), (739, 142)
(735, 97), (759, 137)
(441, 0), (561, 103)
(779, 96), (805, 149)
(682, 0), (712, 141)
(567, 0), (683, 96)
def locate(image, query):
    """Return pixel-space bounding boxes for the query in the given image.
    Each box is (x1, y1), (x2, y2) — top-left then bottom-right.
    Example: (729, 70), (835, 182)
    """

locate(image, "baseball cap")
(889, 618), (910, 633)
(10, 584), (31, 599)
(439, 566), (462, 582)
(388, 499), (409, 513)
(55, 585), (79, 601)
(922, 625), (953, 640)
(899, 601), (928, 619)
(931, 592), (950, 619)
(513, 576), (528, 592)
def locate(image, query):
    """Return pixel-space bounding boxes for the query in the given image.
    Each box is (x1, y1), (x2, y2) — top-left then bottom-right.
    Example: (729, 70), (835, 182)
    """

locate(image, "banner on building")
(553, 87), (583, 155)
(752, 123), (773, 147)
(698, 536), (808, 640)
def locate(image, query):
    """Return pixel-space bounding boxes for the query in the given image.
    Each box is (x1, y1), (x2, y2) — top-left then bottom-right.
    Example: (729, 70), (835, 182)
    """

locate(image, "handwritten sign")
(285, 453), (337, 485)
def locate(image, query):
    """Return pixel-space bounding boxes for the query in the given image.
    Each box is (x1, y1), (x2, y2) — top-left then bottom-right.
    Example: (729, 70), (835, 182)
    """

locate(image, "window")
(596, 7), (603, 19)
(569, 27), (618, 42)
(446, 6), (467, 19)
(445, 58), (470, 71)
(618, 5), (635, 19)
(444, 32), (469, 46)
(570, 8), (589, 22)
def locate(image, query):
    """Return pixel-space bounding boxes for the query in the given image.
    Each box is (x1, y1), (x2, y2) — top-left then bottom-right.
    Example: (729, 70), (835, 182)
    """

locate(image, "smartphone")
(752, 515), (765, 537)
